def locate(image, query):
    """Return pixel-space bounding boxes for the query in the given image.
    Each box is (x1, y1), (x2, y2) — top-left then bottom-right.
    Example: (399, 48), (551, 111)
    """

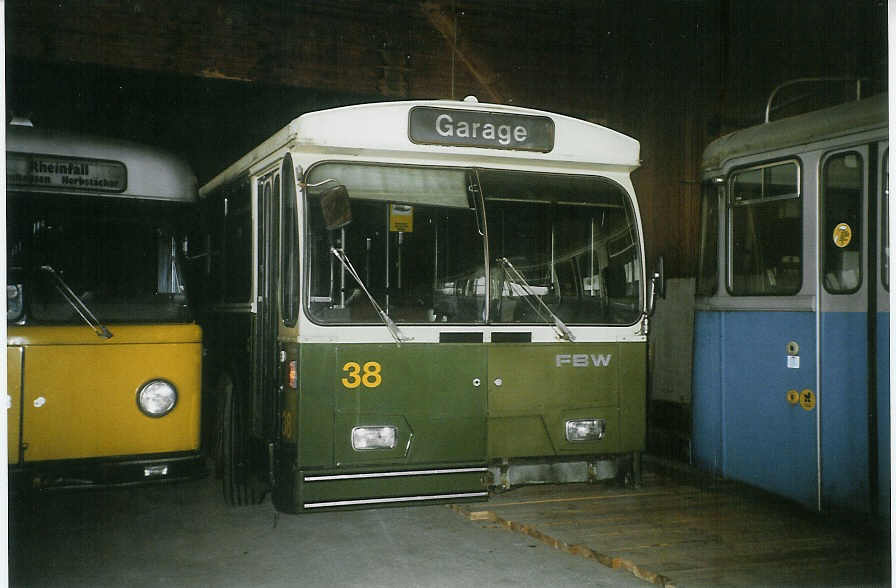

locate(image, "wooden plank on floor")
(452, 468), (889, 587)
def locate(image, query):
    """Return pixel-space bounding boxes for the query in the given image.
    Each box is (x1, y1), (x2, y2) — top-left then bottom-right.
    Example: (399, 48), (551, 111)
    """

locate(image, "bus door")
(722, 159), (819, 509)
(875, 143), (889, 515)
(255, 171), (281, 463)
(817, 145), (876, 513)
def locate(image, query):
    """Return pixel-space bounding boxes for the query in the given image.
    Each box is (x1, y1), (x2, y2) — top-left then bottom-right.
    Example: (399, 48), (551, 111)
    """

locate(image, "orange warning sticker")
(799, 389), (816, 411)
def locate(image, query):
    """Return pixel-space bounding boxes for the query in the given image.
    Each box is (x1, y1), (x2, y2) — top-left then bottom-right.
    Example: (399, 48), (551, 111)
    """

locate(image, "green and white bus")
(195, 98), (660, 512)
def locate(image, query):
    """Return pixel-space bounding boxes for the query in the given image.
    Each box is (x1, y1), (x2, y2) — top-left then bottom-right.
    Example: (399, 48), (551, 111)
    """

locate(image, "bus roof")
(6, 125), (198, 202)
(701, 93), (888, 174)
(201, 99), (640, 196)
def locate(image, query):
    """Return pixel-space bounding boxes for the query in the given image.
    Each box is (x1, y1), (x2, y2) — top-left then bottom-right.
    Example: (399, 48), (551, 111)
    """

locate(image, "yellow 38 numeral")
(341, 361), (383, 389)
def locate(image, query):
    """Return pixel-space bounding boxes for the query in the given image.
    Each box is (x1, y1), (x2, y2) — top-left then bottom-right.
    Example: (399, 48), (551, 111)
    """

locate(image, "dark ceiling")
(5, 0), (888, 276)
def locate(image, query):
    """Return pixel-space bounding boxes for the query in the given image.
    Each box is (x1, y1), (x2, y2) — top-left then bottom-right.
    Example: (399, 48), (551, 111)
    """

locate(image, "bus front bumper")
(9, 451), (206, 492)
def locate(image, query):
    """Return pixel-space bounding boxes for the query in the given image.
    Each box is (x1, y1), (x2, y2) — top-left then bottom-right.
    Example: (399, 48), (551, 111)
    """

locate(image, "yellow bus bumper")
(7, 324), (203, 485)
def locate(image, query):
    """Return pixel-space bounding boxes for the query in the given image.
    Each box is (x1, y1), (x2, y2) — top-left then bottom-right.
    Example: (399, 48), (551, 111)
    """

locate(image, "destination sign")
(7, 153), (127, 192)
(409, 106), (555, 152)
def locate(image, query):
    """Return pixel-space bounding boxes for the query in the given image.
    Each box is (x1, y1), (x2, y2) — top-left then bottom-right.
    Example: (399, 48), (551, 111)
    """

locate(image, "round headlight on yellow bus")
(137, 379), (178, 417)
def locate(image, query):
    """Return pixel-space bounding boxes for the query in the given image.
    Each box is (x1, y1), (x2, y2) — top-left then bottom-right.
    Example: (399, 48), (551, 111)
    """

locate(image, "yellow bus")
(6, 121), (204, 488)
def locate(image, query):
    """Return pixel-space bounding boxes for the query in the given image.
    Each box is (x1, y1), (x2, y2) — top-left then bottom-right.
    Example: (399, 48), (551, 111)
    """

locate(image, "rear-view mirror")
(320, 184), (352, 230)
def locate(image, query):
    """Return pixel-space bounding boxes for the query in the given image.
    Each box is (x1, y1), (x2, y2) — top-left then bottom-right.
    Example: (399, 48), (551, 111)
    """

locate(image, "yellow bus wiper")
(498, 257), (575, 342)
(40, 265), (113, 339)
(329, 248), (412, 346)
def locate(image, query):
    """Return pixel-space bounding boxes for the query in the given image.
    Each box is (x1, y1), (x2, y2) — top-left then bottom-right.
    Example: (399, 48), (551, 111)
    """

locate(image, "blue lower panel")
(694, 308), (888, 516)
(820, 312), (869, 513)
(693, 310), (818, 509)
(877, 312), (890, 515)
(692, 312), (722, 475)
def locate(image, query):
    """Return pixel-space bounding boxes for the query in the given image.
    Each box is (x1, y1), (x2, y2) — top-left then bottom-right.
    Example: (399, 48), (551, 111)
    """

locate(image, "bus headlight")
(351, 426), (397, 450)
(137, 379), (178, 418)
(565, 418), (606, 442)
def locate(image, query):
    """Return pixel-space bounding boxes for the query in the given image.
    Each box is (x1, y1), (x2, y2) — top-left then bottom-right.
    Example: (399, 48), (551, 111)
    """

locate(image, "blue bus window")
(822, 152), (863, 294)
(696, 181), (719, 296)
(882, 152), (888, 290)
(728, 161), (801, 295)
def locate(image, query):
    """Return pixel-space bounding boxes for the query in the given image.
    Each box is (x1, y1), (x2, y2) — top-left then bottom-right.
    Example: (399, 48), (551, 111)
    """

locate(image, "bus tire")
(216, 371), (261, 506)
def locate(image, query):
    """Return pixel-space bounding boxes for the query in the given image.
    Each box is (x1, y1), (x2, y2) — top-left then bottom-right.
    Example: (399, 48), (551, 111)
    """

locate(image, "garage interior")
(5, 1), (891, 586)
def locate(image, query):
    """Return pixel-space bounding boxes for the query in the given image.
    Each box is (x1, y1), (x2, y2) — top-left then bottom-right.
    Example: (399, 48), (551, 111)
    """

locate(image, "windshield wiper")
(329, 248), (412, 346)
(498, 257), (575, 342)
(40, 265), (113, 339)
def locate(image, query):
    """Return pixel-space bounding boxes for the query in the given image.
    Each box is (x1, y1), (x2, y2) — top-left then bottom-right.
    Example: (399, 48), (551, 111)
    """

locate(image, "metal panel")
(819, 312), (870, 511)
(7, 347), (22, 465)
(487, 342), (630, 459)
(817, 145), (874, 512)
(301, 342), (487, 469)
(20, 334), (201, 461)
(875, 311), (890, 510)
(719, 311), (818, 509)
(691, 310), (722, 475)
(295, 342), (487, 508)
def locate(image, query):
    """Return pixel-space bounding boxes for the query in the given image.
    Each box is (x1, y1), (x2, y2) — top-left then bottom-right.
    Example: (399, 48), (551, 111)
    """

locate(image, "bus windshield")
(8, 193), (193, 324)
(479, 169), (641, 325)
(306, 164), (485, 324)
(304, 164), (640, 326)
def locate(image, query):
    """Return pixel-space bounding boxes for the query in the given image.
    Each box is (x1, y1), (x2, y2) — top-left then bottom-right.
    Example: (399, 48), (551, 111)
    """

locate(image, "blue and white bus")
(692, 92), (888, 516)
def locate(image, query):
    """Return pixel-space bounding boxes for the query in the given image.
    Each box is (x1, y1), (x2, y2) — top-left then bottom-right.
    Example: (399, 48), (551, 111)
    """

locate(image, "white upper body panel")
(7, 124), (197, 202)
(202, 99), (640, 196)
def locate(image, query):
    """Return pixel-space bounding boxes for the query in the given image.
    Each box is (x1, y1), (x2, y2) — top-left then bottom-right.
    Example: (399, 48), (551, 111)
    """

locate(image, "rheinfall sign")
(7, 153), (127, 192)
(409, 106), (555, 152)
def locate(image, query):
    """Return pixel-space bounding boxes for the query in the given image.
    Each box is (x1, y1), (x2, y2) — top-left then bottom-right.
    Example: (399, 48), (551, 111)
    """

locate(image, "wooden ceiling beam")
(420, 2), (505, 104)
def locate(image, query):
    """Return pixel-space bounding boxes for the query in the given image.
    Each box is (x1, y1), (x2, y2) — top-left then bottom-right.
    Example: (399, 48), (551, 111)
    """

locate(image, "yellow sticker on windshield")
(389, 204), (414, 232)
(832, 223), (852, 248)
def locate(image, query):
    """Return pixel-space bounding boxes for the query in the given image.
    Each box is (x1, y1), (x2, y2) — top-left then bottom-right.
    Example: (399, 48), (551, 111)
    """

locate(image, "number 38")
(341, 361), (383, 389)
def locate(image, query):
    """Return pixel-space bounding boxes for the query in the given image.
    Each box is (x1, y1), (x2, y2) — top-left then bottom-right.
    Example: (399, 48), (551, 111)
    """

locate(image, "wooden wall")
(6, 0), (886, 278)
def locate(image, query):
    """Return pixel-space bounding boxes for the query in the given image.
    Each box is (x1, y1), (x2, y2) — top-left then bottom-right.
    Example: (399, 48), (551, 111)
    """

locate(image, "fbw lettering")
(555, 354), (612, 367)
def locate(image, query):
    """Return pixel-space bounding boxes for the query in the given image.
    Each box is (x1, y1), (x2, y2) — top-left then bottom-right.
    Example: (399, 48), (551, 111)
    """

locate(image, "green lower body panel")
(296, 465), (488, 511)
(284, 343), (488, 511)
(488, 408), (623, 457)
(274, 340), (646, 512)
(487, 342), (646, 460)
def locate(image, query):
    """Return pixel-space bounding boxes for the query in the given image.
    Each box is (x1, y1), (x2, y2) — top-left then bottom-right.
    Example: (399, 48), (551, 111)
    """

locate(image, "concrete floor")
(10, 472), (648, 587)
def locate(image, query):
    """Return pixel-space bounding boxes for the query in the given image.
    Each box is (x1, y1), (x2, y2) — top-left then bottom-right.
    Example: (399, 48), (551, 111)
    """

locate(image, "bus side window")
(882, 151), (888, 290)
(225, 183), (253, 303)
(696, 181), (719, 296)
(185, 198), (216, 304)
(206, 194), (226, 303)
(156, 232), (183, 295)
(728, 161), (802, 296)
(281, 157), (300, 326)
(822, 152), (863, 294)
(207, 183), (253, 304)
(7, 282), (24, 323)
